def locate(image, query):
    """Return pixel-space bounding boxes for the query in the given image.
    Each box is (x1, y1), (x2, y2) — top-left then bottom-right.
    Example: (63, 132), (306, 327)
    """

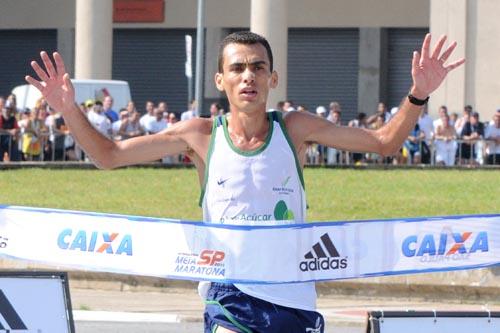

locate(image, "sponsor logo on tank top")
(272, 175), (295, 195)
(219, 200), (295, 223)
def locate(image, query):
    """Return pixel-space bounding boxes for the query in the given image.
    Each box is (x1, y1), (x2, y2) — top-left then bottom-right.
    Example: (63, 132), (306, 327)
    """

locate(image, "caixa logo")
(57, 229), (133, 256)
(402, 231), (488, 257)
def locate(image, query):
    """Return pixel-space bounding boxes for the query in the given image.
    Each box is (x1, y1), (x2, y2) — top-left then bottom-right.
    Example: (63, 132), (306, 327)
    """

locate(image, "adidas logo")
(299, 233), (348, 272)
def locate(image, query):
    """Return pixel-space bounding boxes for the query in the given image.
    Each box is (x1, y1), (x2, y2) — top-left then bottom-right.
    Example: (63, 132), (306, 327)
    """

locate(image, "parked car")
(12, 79), (132, 111)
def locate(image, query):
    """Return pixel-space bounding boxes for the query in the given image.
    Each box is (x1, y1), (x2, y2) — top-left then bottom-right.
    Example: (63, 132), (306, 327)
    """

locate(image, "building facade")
(0, 0), (498, 121)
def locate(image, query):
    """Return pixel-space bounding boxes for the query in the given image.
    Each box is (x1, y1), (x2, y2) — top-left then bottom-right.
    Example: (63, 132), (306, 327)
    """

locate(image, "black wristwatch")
(408, 93), (429, 106)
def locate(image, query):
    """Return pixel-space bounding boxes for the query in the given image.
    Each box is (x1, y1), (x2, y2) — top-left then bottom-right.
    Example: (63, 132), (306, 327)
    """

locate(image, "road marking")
(73, 311), (181, 323)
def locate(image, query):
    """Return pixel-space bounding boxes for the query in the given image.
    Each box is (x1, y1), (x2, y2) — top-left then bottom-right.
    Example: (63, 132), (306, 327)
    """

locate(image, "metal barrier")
(306, 138), (498, 166)
(1, 131), (498, 166)
(0, 131), (80, 162)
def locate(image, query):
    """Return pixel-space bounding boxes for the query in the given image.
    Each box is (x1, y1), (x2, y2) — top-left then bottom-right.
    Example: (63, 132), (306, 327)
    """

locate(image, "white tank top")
(199, 111), (316, 311)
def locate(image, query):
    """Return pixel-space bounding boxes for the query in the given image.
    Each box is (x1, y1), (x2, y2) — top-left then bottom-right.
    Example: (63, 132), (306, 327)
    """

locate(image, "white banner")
(0, 206), (499, 283)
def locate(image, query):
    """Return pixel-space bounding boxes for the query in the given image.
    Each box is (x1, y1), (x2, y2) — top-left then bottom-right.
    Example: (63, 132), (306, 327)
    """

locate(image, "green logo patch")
(273, 200), (295, 220)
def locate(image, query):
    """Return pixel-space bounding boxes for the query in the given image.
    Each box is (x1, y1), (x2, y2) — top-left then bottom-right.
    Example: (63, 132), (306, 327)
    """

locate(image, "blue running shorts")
(204, 282), (324, 333)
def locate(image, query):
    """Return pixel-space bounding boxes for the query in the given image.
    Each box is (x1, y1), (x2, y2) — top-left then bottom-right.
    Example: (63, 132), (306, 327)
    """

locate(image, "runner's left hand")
(410, 34), (465, 99)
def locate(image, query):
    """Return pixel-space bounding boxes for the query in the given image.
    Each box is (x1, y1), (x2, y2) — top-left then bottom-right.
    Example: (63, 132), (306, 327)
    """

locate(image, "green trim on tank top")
(198, 117), (219, 207)
(222, 112), (274, 156)
(274, 111), (306, 190)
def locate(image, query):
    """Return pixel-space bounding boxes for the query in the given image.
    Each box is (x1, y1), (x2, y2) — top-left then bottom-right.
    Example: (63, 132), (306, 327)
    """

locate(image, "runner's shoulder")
(167, 117), (213, 137)
(282, 110), (319, 137)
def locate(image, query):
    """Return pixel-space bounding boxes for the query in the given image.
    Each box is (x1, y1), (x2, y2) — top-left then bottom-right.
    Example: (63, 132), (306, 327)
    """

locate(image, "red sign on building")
(113, 0), (165, 23)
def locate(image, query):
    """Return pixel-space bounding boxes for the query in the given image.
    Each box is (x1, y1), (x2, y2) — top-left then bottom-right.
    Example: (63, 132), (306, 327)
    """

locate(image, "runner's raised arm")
(284, 34), (465, 161)
(25, 51), (211, 170)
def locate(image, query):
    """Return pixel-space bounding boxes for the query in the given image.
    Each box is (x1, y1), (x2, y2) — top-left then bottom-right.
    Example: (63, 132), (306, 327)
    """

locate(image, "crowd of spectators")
(274, 100), (500, 166)
(1, 92), (499, 166)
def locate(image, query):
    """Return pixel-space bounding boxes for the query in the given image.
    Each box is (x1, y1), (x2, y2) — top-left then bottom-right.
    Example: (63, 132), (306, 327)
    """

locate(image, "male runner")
(26, 31), (464, 333)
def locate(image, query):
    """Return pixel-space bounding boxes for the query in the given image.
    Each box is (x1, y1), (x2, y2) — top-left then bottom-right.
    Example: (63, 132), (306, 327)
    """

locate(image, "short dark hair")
(218, 31), (274, 73)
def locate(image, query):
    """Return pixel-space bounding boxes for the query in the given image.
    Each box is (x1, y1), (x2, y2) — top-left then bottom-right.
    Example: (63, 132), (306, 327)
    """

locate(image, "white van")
(12, 79), (132, 111)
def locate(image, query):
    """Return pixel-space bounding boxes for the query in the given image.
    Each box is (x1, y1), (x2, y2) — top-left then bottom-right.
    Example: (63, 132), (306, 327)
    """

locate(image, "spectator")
(158, 101), (168, 114)
(103, 96), (118, 123)
(326, 107), (342, 165)
(455, 105), (473, 134)
(367, 102), (390, 125)
(112, 109), (130, 140)
(347, 113), (368, 164)
(326, 102), (341, 122)
(139, 100), (155, 129)
(418, 106), (434, 145)
(144, 107), (168, 134)
(485, 111), (500, 165)
(43, 107), (57, 159)
(82, 99), (94, 114)
(5, 94), (21, 114)
(181, 100), (197, 121)
(112, 109), (139, 140)
(276, 101), (285, 112)
(450, 112), (458, 127)
(370, 114), (384, 130)
(403, 123), (426, 165)
(434, 113), (457, 166)
(126, 101), (136, 115)
(296, 105), (308, 113)
(45, 108), (76, 161)
(283, 100), (294, 112)
(167, 112), (178, 126)
(433, 105), (448, 130)
(370, 114), (389, 164)
(459, 111), (484, 165)
(87, 101), (111, 138)
(328, 101), (341, 118)
(315, 105), (327, 118)
(0, 102), (21, 161)
(209, 102), (223, 118)
(19, 107), (46, 160)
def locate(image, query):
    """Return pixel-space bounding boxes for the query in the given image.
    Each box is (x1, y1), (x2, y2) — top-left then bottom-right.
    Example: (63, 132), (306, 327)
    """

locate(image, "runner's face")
(216, 43), (277, 113)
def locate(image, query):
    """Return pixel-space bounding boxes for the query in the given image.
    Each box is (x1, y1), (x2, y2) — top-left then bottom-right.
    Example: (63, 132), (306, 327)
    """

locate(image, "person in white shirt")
(112, 109), (143, 140)
(434, 113), (457, 166)
(139, 100), (155, 129)
(87, 101), (111, 138)
(326, 106), (341, 165)
(181, 100), (198, 121)
(144, 107), (168, 134)
(432, 105), (448, 130)
(418, 106), (434, 143)
(485, 111), (500, 164)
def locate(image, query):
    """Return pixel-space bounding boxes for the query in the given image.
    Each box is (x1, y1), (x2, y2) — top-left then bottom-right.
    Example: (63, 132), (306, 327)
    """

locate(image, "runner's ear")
(215, 72), (224, 92)
(270, 71), (278, 89)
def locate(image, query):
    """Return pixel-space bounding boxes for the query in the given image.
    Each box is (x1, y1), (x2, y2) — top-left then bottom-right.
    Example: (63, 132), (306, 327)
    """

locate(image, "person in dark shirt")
(0, 102), (21, 161)
(459, 111), (484, 164)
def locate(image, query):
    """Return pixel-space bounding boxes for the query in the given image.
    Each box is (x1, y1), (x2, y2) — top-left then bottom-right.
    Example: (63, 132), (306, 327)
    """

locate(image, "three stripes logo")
(0, 289), (28, 331)
(299, 233), (348, 272)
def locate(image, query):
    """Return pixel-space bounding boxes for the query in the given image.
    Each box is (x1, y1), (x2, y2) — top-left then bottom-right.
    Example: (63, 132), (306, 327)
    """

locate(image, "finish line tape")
(0, 206), (498, 284)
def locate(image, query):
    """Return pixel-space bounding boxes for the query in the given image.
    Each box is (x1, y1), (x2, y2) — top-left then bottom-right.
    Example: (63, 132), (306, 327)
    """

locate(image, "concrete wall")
(429, 0), (500, 121)
(0, 0), (428, 29)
